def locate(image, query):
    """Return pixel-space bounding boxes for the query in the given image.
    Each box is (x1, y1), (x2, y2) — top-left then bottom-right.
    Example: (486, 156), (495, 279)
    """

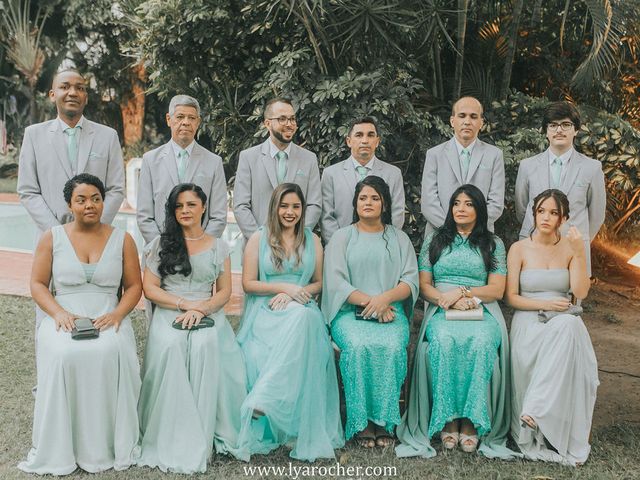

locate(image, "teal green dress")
(322, 225), (419, 440)
(137, 237), (247, 473)
(236, 228), (344, 462)
(396, 233), (517, 460)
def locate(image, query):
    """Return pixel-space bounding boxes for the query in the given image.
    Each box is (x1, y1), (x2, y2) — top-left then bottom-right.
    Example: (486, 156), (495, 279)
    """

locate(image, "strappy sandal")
(440, 431), (459, 450)
(375, 431), (395, 447)
(459, 433), (478, 453)
(356, 431), (376, 448)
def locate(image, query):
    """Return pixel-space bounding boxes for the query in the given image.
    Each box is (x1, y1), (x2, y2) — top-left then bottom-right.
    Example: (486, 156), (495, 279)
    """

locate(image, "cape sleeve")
(321, 226), (357, 324)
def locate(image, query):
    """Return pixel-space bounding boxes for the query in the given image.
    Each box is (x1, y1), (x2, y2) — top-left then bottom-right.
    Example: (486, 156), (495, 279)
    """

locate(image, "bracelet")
(458, 285), (471, 298)
(176, 297), (185, 311)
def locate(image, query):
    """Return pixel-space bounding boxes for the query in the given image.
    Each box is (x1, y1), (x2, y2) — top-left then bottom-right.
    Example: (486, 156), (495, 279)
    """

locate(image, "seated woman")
(397, 184), (515, 459)
(137, 183), (246, 474)
(322, 175), (418, 448)
(236, 183), (343, 461)
(18, 173), (142, 475)
(506, 189), (598, 466)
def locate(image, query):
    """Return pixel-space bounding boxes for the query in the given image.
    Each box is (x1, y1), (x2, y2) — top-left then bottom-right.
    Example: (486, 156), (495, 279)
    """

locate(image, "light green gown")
(137, 237), (246, 474)
(322, 225), (418, 440)
(18, 226), (141, 475)
(396, 233), (518, 459)
(236, 228), (344, 461)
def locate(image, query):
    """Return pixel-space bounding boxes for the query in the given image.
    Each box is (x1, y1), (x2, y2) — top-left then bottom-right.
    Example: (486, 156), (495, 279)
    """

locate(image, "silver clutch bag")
(445, 306), (484, 321)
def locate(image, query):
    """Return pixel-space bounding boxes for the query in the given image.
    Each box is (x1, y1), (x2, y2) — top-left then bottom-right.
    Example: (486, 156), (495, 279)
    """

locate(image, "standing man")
(137, 94), (227, 243)
(515, 101), (606, 274)
(18, 69), (125, 238)
(421, 96), (504, 234)
(321, 116), (404, 243)
(233, 97), (321, 240)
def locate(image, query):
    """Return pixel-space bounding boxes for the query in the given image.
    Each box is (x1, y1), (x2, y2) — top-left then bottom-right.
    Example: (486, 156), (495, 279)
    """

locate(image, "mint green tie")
(551, 157), (562, 188)
(460, 148), (471, 181)
(64, 126), (80, 173)
(177, 149), (188, 182)
(276, 151), (288, 184)
(356, 165), (368, 181)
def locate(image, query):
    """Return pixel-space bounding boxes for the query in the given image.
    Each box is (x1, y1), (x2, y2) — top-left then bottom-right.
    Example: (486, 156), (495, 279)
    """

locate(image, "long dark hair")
(158, 183), (207, 278)
(429, 184), (497, 272)
(351, 175), (392, 225)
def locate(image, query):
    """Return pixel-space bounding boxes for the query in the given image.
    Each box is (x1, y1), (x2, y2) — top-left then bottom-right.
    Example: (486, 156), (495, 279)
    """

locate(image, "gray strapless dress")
(510, 269), (599, 466)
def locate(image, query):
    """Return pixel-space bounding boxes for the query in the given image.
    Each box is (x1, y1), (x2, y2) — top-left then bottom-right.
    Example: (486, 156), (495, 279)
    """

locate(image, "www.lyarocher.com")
(243, 462), (398, 479)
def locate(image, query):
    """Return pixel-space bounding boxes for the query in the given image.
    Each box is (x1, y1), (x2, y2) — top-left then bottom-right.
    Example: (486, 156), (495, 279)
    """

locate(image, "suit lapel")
(342, 159), (358, 191)
(48, 121), (72, 179)
(445, 138), (463, 185)
(538, 153), (551, 189)
(285, 144), (302, 183)
(184, 142), (202, 182)
(260, 140), (278, 188)
(76, 121), (95, 174)
(466, 141), (485, 182)
(162, 143), (180, 184)
(561, 150), (581, 193)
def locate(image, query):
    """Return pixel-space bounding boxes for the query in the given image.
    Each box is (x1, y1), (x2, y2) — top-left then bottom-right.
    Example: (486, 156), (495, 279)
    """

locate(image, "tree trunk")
(120, 62), (146, 149)
(499, 0), (525, 100)
(434, 39), (444, 100)
(453, 0), (469, 99)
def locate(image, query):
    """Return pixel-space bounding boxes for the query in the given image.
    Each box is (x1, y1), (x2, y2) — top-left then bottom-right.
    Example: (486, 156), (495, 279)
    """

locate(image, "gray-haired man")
(137, 94), (228, 243)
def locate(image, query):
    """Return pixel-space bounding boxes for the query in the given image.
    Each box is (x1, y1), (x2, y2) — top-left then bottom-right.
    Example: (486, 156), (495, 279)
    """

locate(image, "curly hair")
(158, 183), (207, 278)
(63, 173), (105, 204)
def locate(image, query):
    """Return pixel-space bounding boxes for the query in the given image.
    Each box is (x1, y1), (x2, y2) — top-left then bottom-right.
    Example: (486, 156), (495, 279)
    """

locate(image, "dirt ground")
(579, 240), (640, 428)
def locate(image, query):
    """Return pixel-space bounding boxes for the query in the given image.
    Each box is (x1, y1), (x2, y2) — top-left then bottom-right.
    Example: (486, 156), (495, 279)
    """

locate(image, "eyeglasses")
(547, 121), (574, 132)
(267, 116), (297, 125)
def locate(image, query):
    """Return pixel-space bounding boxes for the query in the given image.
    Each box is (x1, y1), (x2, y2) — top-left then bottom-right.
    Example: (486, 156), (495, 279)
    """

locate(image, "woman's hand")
(437, 289), (462, 310)
(285, 285), (311, 304)
(361, 294), (390, 320)
(175, 309), (205, 329)
(53, 310), (79, 332)
(269, 293), (293, 311)
(543, 298), (571, 312)
(378, 305), (397, 323)
(182, 299), (210, 316)
(94, 312), (125, 332)
(452, 297), (478, 311)
(566, 226), (585, 257)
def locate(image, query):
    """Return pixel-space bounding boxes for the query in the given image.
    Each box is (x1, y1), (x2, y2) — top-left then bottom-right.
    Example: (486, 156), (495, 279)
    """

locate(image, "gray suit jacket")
(515, 150), (606, 272)
(18, 118), (124, 234)
(321, 157), (405, 243)
(136, 141), (228, 243)
(421, 137), (504, 234)
(233, 139), (321, 239)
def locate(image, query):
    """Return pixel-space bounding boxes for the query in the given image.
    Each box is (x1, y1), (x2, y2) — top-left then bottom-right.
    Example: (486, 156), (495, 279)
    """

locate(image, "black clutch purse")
(71, 317), (99, 340)
(354, 305), (378, 321)
(172, 316), (216, 330)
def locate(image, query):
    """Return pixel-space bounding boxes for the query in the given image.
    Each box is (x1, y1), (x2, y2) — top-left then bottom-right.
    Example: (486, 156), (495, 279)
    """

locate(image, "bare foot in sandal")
(356, 422), (376, 448)
(374, 425), (394, 447)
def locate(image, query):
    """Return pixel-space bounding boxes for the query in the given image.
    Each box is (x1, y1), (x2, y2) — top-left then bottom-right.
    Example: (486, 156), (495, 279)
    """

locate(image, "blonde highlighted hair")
(266, 183), (306, 270)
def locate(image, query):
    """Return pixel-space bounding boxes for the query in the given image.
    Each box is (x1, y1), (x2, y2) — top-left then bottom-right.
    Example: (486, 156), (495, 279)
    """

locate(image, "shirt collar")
(58, 115), (85, 131)
(350, 155), (376, 170)
(454, 137), (477, 157)
(170, 139), (195, 158)
(547, 147), (573, 165)
(269, 138), (292, 159)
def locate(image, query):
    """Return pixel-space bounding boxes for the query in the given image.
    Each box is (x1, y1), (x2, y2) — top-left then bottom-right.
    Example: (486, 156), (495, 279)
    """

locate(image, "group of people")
(15, 68), (604, 475)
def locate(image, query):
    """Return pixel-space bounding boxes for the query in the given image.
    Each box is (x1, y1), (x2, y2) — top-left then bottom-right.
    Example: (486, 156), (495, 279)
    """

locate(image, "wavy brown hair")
(266, 183), (306, 270)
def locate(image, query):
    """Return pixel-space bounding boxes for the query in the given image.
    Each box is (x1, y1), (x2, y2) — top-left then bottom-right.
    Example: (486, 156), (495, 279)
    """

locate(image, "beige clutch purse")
(445, 306), (484, 321)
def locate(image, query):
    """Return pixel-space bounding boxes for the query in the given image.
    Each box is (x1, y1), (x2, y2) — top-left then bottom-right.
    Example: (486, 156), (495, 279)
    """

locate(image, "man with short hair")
(321, 116), (405, 243)
(233, 97), (321, 240)
(421, 96), (505, 234)
(18, 69), (125, 237)
(515, 101), (606, 274)
(137, 94), (228, 243)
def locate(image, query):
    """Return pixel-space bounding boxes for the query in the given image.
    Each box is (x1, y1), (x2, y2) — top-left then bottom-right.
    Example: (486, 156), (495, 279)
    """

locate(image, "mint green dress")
(322, 225), (419, 440)
(397, 233), (517, 460)
(137, 237), (247, 473)
(236, 228), (344, 461)
(18, 226), (141, 475)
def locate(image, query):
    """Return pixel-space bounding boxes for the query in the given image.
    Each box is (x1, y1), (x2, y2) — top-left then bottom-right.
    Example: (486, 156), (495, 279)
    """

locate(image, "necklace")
(184, 232), (206, 241)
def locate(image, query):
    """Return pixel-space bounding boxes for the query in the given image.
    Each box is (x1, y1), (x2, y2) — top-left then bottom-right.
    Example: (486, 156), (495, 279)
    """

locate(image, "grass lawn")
(1, 294), (638, 479)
